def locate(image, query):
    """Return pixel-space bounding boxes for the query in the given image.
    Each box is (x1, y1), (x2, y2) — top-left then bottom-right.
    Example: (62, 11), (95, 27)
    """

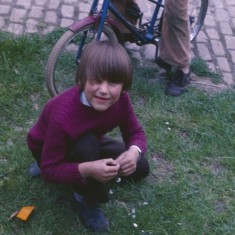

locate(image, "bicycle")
(45, 0), (208, 97)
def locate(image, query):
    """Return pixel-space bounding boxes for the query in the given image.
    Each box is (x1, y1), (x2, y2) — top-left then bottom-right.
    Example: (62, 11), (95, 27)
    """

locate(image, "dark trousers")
(67, 134), (150, 203)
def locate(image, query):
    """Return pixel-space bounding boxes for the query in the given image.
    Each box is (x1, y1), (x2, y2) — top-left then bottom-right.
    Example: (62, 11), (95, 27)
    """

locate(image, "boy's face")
(84, 79), (123, 111)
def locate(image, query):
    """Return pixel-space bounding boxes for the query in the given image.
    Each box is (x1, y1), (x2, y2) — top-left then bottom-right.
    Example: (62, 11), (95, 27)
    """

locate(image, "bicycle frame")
(46, 0), (208, 96)
(69, 0), (164, 46)
(107, 0), (164, 44)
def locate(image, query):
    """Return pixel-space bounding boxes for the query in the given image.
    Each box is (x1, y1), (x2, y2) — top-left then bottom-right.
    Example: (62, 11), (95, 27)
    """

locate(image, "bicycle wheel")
(46, 23), (118, 97)
(188, 0), (208, 41)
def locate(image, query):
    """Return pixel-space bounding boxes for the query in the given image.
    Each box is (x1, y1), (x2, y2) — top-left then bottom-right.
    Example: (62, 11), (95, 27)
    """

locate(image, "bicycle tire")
(188, 0), (208, 41)
(45, 23), (118, 97)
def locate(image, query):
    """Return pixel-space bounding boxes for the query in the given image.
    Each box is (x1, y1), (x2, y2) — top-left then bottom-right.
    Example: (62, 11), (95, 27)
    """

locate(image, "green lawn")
(0, 31), (235, 235)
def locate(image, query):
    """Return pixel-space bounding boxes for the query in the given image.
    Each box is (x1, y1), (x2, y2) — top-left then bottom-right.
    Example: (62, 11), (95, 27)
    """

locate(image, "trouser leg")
(123, 156), (150, 181)
(160, 0), (191, 72)
(66, 134), (100, 163)
(99, 136), (150, 181)
(68, 134), (150, 202)
(67, 134), (109, 203)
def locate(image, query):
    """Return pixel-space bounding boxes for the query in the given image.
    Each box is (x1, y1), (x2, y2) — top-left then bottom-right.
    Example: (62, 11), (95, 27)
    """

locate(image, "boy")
(27, 40), (150, 232)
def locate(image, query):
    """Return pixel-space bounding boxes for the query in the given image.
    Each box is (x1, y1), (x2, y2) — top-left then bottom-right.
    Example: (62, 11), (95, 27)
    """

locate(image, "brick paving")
(0, 0), (234, 85)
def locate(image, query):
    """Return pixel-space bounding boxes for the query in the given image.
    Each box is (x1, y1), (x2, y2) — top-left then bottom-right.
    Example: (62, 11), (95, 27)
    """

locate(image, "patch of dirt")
(137, 59), (233, 94)
(190, 74), (230, 93)
(214, 200), (226, 213)
(210, 160), (228, 175)
(148, 152), (176, 183)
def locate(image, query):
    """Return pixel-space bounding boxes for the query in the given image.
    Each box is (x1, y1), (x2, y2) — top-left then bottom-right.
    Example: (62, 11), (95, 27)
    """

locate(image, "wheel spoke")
(188, 0), (208, 41)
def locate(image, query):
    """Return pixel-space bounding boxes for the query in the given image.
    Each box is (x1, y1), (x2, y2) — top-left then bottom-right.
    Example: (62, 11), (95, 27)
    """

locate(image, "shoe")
(155, 57), (172, 72)
(74, 193), (109, 232)
(165, 69), (190, 96)
(28, 161), (40, 177)
(172, 69), (190, 87)
(165, 83), (186, 96)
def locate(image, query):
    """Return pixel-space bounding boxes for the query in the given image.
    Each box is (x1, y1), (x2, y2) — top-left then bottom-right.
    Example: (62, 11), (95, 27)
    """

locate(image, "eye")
(89, 78), (102, 85)
(109, 81), (121, 87)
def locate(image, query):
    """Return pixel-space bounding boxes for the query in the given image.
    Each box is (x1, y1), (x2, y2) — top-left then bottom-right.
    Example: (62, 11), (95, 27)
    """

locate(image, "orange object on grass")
(16, 206), (35, 221)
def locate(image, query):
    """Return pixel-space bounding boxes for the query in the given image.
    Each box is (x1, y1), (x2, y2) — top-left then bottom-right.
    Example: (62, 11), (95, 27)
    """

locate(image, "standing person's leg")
(110, 0), (141, 42)
(158, 0), (191, 96)
(160, 0), (190, 71)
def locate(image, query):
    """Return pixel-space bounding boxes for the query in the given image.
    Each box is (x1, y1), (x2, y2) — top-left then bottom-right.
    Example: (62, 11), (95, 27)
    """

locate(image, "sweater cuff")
(129, 145), (142, 161)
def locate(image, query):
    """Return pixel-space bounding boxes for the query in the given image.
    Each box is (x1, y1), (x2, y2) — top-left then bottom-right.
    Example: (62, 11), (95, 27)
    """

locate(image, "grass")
(190, 57), (222, 84)
(0, 30), (235, 235)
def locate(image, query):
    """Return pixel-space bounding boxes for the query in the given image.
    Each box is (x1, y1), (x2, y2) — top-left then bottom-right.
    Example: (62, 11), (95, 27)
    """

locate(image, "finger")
(106, 163), (120, 171)
(105, 159), (118, 166)
(115, 155), (126, 163)
(103, 174), (117, 182)
(108, 169), (119, 177)
(119, 165), (135, 176)
(120, 162), (132, 171)
(104, 166), (120, 176)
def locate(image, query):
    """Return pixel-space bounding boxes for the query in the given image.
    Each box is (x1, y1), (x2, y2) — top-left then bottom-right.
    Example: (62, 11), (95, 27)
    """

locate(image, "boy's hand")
(115, 147), (139, 176)
(79, 159), (120, 183)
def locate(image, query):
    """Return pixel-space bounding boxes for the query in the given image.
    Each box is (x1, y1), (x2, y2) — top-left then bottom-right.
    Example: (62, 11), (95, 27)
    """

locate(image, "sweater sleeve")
(40, 120), (85, 185)
(119, 93), (147, 154)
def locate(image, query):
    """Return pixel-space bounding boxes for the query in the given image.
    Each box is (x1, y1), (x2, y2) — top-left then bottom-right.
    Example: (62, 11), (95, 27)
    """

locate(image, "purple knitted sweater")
(27, 86), (146, 185)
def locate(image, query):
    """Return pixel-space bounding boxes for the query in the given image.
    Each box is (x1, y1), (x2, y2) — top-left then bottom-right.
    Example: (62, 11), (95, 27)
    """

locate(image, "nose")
(99, 81), (109, 93)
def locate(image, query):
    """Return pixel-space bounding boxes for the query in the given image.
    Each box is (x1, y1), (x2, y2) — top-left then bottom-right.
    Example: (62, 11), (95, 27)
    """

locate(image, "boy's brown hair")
(76, 40), (133, 91)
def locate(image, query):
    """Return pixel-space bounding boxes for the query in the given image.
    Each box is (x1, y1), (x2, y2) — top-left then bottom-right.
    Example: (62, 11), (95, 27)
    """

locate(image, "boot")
(165, 69), (190, 96)
(73, 192), (109, 232)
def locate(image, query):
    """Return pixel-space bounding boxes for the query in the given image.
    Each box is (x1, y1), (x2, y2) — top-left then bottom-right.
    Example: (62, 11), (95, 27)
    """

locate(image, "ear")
(77, 81), (84, 90)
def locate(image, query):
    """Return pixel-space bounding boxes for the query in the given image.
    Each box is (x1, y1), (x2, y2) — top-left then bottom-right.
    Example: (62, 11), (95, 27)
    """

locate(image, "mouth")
(94, 96), (110, 102)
